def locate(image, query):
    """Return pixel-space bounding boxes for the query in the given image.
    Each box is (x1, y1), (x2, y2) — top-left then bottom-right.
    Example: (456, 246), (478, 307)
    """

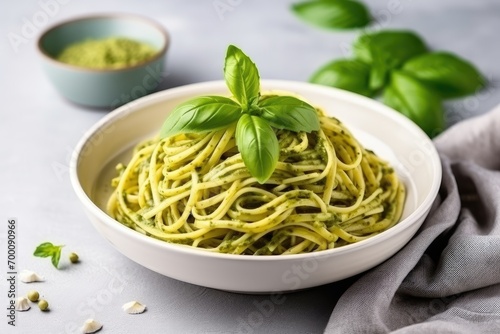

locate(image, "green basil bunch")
(310, 30), (485, 136)
(160, 45), (320, 183)
(291, 0), (485, 137)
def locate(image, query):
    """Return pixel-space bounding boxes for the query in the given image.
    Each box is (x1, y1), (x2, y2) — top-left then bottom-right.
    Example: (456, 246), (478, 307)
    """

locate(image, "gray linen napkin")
(324, 106), (500, 333)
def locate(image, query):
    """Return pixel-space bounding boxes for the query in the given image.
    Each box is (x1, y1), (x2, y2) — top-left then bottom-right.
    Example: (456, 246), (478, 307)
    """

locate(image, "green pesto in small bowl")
(57, 37), (158, 70)
(37, 14), (170, 108)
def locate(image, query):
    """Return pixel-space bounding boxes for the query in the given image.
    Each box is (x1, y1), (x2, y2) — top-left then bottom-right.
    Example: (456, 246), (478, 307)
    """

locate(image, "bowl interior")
(39, 15), (168, 59)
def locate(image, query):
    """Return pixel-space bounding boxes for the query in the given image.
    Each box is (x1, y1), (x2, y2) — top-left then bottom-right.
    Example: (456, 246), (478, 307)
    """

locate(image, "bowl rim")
(36, 13), (170, 73)
(70, 79), (442, 262)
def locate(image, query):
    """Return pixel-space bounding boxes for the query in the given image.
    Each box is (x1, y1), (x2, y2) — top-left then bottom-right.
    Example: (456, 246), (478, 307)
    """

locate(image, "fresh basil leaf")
(310, 59), (372, 96)
(353, 31), (428, 90)
(384, 71), (444, 137)
(292, 0), (371, 30)
(33, 242), (57, 257)
(354, 30), (427, 65)
(160, 96), (242, 138)
(51, 248), (62, 268)
(402, 52), (485, 98)
(236, 114), (279, 183)
(34, 242), (64, 268)
(258, 95), (320, 132)
(369, 48), (389, 90)
(224, 45), (260, 109)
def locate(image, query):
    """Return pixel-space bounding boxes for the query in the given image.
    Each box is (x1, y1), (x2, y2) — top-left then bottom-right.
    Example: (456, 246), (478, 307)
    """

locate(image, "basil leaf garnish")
(384, 71), (444, 137)
(159, 45), (321, 181)
(224, 45), (260, 109)
(160, 96), (241, 138)
(236, 114), (279, 184)
(310, 59), (373, 96)
(258, 95), (320, 132)
(402, 52), (485, 98)
(292, 0), (371, 30)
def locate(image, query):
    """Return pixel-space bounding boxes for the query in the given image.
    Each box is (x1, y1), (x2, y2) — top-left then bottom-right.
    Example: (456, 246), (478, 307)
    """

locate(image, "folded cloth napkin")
(324, 106), (500, 333)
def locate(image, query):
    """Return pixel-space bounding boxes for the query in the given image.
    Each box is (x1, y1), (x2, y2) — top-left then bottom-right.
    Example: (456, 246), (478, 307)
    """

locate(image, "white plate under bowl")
(70, 80), (441, 293)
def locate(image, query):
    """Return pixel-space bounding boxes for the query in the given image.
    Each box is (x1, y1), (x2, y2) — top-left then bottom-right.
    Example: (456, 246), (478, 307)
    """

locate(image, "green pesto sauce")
(316, 137), (328, 162)
(57, 37), (158, 69)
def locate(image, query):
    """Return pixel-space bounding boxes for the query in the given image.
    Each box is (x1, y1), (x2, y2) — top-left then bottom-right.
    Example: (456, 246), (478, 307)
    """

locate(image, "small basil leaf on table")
(224, 45), (260, 109)
(33, 242), (58, 257)
(258, 95), (320, 132)
(309, 59), (373, 96)
(292, 0), (371, 30)
(353, 30), (428, 90)
(236, 114), (279, 184)
(33, 242), (64, 269)
(402, 52), (485, 98)
(51, 249), (62, 268)
(383, 71), (444, 137)
(160, 96), (242, 138)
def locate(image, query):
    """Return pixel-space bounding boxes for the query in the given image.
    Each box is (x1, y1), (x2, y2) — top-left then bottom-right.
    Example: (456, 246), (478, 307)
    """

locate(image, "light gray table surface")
(1, 1), (499, 333)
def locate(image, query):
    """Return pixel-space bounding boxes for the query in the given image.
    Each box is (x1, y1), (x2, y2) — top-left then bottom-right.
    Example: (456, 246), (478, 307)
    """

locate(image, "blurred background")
(3, 0), (500, 123)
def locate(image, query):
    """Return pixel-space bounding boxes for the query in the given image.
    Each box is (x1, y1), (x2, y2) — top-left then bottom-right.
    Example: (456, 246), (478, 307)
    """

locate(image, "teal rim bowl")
(37, 14), (170, 108)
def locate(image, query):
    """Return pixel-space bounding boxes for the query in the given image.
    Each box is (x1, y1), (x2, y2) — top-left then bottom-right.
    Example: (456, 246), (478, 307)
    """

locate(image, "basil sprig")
(290, 0), (485, 137)
(308, 30), (485, 137)
(160, 45), (319, 183)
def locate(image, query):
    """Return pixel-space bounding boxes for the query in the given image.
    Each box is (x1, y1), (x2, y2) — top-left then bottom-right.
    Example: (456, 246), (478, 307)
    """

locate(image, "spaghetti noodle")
(107, 106), (405, 255)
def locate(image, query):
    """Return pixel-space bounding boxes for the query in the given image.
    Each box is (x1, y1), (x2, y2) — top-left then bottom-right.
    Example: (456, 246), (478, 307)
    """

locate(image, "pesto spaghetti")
(107, 107), (405, 255)
(107, 45), (405, 255)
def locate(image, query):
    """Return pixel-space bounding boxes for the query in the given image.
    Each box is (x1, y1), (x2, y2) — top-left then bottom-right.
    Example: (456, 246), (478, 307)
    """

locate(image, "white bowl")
(70, 80), (441, 293)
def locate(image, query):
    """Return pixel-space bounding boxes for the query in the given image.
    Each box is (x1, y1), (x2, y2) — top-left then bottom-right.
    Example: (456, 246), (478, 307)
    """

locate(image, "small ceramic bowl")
(37, 14), (169, 108)
(70, 80), (442, 293)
